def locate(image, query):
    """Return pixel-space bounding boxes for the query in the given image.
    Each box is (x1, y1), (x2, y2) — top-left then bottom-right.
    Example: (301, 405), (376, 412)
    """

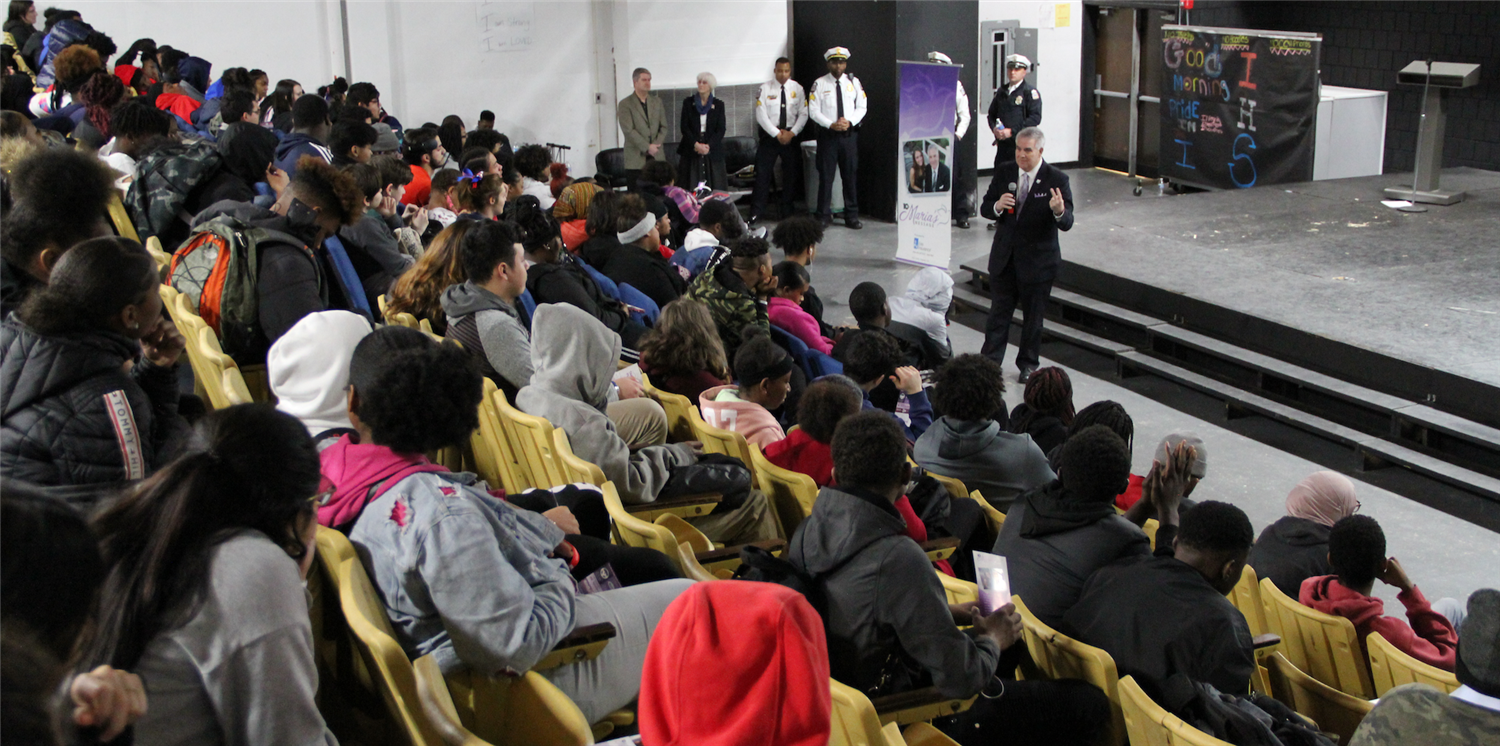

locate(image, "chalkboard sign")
(1160, 26), (1321, 189)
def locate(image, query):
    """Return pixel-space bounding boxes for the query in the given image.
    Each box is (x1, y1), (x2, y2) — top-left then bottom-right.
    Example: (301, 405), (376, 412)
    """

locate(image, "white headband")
(617, 214), (656, 244)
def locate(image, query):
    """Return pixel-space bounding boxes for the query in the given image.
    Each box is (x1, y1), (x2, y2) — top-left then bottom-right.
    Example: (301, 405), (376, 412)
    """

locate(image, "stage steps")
(952, 265), (1500, 504)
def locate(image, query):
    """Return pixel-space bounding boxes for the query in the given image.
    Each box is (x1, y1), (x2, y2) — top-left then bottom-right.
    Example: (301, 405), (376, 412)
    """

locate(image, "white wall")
(613, 0), (788, 94)
(977, 1), (1083, 167)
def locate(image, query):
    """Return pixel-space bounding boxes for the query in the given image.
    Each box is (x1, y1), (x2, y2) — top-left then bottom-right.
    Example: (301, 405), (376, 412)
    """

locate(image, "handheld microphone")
(1007, 182), (1018, 214)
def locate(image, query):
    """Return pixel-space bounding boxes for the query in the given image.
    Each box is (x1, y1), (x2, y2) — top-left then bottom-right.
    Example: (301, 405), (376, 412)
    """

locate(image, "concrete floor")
(794, 190), (1500, 608)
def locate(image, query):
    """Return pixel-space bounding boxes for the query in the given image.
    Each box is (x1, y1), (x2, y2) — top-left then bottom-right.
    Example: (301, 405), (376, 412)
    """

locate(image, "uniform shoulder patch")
(1032, 88), (1040, 99)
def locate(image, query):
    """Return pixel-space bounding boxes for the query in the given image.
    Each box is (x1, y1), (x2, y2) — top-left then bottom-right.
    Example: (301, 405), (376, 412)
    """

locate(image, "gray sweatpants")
(541, 578), (694, 723)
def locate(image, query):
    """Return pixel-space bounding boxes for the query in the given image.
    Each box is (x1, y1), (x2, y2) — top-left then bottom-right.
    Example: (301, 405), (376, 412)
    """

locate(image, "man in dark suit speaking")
(927, 144), (951, 192)
(978, 127), (1073, 382)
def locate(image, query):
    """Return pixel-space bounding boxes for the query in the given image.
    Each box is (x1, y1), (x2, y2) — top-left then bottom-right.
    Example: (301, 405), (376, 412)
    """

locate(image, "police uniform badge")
(1014, 95), (1022, 105)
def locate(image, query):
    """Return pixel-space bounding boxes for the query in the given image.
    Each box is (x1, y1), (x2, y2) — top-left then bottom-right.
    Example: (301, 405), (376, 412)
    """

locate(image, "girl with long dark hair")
(80, 403), (336, 744)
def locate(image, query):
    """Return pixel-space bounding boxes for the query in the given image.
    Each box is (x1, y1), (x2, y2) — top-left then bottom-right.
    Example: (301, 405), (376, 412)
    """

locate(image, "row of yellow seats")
(157, 282), (255, 409)
(316, 513), (971, 746)
(1234, 564), (1459, 701)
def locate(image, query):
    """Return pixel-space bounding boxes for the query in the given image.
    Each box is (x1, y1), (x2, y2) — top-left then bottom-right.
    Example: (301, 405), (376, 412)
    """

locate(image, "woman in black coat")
(676, 72), (727, 192)
(0, 237), (187, 488)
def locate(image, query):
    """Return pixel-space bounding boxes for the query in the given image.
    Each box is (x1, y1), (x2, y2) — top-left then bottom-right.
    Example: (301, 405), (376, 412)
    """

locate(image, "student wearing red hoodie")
(639, 581), (831, 746)
(765, 377), (862, 487)
(1301, 514), (1459, 671)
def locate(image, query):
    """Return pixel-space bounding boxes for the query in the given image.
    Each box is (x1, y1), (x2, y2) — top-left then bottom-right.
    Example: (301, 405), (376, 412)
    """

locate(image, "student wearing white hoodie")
(267, 310), (373, 449)
(888, 267), (954, 365)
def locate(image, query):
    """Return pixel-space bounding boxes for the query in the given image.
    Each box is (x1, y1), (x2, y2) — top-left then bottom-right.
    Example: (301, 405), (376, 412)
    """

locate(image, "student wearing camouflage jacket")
(1350, 589), (1500, 746)
(685, 235), (774, 359)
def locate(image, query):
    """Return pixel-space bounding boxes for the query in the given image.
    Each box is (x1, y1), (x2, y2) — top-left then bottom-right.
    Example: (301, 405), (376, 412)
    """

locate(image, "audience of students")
(320, 326), (692, 724)
(518, 304), (777, 545)
(915, 354), (1055, 510)
(515, 197), (648, 349)
(5, 29), (1491, 746)
(1301, 514), (1459, 671)
(1249, 470), (1362, 596)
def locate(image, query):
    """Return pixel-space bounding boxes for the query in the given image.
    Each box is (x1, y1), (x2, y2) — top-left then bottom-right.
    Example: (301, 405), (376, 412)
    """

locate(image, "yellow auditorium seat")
(1266, 652), (1372, 746)
(469, 378), (528, 495)
(1119, 675), (1234, 746)
(640, 374), (697, 442)
(1258, 577), (1374, 699)
(923, 470), (1007, 535)
(688, 406), (758, 482)
(749, 443), (820, 535)
(414, 654), (593, 746)
(1366, 629), (1460, 696)
(1231, 565), (1269, 638)
(547, 421), (722, 524)
(1012, 595), (1126, 746)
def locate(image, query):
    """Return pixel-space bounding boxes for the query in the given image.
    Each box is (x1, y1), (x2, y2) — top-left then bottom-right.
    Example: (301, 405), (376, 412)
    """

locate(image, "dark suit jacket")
(980, 161), (1074, 284)
(931, 162), (952, 192)
(676, 97), (726, 156)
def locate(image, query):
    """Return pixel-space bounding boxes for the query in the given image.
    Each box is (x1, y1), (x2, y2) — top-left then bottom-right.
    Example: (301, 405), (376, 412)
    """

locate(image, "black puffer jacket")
(1, 320), (183, 487)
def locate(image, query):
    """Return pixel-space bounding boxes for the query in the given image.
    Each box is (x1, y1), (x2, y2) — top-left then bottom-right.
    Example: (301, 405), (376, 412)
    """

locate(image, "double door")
(1091, 5), (1178, 177)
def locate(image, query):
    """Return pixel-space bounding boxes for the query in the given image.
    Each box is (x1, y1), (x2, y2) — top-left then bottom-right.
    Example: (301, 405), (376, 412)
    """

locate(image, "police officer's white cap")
(927, 51), (952, 64)
(1005, 54), (1031, 70)
(824, 47), (850, 61)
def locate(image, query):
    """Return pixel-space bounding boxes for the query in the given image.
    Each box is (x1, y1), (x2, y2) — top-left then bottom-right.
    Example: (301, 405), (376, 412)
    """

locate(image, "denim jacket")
(349, 469), (574, 675)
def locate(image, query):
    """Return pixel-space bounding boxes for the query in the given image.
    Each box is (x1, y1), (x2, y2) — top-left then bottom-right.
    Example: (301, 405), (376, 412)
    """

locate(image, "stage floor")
(954, 166), (1500, 390)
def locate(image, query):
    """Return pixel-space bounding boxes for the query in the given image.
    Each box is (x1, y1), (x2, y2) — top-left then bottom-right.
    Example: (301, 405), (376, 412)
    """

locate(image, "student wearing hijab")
(1249, 470), (1362, 596)
(639, 581), (831, 746)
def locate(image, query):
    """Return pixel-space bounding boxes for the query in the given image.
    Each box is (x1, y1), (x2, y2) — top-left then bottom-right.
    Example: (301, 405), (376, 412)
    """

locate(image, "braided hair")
(1010, 366), (1075, 435)
(77, 70), (124, 138)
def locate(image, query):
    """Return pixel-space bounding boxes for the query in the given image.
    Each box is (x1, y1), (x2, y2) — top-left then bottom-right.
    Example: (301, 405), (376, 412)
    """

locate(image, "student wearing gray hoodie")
(914, 354), (1055, 512)
(440, 221), (533, 400)
(517, 304), (779, 546)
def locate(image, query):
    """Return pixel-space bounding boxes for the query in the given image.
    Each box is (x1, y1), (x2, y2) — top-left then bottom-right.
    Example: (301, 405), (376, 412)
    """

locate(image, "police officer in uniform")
(749, 57), (809, 225)
(809, 46), (866, 230)
(928, 51), (974, 228)
(987, 54), (1042, 229)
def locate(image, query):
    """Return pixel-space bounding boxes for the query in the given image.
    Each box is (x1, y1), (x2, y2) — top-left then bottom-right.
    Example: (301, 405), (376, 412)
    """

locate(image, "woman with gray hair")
(676, 71), (727, 191)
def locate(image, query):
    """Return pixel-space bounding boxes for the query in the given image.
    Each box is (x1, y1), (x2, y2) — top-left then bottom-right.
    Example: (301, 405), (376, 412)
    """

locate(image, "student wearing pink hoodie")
(698, 326), (793, 448)
(1300, 515), (1459, 671)
(767, 261), (834, 354)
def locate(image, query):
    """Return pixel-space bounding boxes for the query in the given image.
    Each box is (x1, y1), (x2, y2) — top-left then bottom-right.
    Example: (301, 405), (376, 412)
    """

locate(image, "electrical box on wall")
(980, 21), (1038, 99)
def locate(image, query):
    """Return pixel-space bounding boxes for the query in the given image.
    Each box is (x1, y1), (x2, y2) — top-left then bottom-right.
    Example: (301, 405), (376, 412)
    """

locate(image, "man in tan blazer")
(617, 67), (667, 190)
